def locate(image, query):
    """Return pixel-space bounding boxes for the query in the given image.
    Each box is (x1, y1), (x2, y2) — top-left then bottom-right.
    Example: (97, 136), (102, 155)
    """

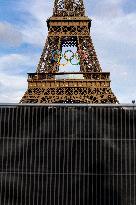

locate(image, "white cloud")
(22, 0), (54, 22)
(0, 0), (53, 47)
(92, 13), (136, 47)
(21, 26), (46, 46)
(0, 22), (23, 47)
(0, 53), (36, 102)
(0, 73), (27, 103)
(84, 0), (136, 103)
(88, 0), (136, 47)
(0, 53), (38, 74)
(16, 0), (53, 46)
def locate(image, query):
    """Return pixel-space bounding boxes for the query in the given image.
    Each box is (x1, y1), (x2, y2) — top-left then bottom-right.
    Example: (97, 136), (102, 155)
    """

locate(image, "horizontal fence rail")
(0, 104), (136, 205)
(0, 103), (136, 107)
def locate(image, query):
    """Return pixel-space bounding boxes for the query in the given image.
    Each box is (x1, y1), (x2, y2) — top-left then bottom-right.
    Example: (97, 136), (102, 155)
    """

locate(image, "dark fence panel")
(0, 104), (136, 205)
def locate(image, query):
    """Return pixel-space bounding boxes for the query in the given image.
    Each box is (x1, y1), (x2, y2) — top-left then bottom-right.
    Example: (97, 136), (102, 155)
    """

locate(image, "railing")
(0, 104), (136, 205)
(0, 103), (135, 107)
(27, 72), (110, 80)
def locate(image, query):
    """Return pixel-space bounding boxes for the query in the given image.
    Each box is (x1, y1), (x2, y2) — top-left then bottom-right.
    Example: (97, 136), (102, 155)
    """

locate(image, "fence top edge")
(0, 103), (135, 108)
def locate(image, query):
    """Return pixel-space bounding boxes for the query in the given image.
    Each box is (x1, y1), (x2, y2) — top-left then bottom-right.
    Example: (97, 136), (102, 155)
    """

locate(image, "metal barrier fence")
(0, 104), (136, 205)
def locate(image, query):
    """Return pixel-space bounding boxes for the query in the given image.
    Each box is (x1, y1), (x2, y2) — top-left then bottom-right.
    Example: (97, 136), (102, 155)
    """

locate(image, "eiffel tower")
(20, 0), (118, 104)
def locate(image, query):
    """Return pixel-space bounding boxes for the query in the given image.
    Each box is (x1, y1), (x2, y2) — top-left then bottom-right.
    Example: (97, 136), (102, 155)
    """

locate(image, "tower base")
(20, 73), (118, 104)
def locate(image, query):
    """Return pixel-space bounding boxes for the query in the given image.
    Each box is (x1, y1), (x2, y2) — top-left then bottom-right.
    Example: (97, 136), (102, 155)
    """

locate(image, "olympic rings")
(70, 52), (80, 65)
(52, 50), (62, 62)
(58, 50), (69, 66)
(51, 49), (89, 66)
(52, 50), (67, 66)
(58, 60), (69, 67)
(64, 50), (74, 61)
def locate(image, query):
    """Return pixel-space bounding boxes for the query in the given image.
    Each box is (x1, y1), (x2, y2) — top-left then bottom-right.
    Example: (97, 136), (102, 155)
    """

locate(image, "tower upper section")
(53, 0), (85, 17)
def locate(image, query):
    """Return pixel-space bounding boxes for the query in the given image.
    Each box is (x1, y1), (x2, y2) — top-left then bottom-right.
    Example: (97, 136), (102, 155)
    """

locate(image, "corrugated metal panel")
(0, 104), (136, 205)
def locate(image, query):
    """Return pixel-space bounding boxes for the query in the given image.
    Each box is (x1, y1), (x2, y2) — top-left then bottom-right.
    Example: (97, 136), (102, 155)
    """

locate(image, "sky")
(0, 0), (136, 103)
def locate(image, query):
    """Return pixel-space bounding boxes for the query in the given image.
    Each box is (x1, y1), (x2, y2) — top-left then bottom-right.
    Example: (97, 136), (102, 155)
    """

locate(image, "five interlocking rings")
(51, 49), (88, 66)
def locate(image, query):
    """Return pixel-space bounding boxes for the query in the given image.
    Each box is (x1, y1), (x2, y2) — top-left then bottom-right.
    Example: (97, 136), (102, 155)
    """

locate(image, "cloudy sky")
(0, 0), (135, 103)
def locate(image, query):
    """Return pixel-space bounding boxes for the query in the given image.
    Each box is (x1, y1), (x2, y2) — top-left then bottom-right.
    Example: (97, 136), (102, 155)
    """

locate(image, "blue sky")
(0, 0), (136, 103)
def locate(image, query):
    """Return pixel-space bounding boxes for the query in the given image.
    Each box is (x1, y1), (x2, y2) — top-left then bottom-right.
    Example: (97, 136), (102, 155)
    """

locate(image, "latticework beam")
(53, 0), (85, 17)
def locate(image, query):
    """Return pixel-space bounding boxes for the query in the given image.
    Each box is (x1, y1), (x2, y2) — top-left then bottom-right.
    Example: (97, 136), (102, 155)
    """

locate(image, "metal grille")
(0, 104), (136, 205)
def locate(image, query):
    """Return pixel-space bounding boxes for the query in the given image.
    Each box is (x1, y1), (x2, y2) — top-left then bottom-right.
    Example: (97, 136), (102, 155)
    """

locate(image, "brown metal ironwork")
(20, 0), (118, 104)
(53, 0), (85, 17)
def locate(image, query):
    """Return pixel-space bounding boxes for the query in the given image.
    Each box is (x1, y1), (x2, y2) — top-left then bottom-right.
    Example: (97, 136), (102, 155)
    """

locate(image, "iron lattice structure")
(20, 0), (118, 104)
